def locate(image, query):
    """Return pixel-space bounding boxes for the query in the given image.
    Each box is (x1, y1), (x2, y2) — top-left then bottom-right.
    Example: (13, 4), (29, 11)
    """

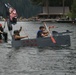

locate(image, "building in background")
(38, 7), (70, 19)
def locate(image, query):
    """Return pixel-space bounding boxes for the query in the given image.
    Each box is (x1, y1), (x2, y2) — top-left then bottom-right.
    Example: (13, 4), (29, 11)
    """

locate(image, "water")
(0, 21), (76, 75)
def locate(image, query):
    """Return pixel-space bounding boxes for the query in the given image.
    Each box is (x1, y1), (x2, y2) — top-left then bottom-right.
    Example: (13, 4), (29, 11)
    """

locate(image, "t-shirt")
(37, 30), (43, 38)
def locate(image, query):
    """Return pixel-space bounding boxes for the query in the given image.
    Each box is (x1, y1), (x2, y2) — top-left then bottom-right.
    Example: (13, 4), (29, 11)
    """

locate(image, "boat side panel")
(12, 35), (71, 47)
(55, 35), (71, 46)
(37, 37), (55, 47)
(37, 35), (71, 47)
(12, 40), (22, 47)
(21, 39), (37, 47)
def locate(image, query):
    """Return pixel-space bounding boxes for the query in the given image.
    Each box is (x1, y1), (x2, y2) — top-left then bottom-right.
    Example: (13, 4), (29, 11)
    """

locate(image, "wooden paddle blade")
(50, 36), (56, 43)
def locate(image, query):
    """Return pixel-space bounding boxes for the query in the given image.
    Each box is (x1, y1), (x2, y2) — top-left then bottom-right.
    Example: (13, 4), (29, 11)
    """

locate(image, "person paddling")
(0, 24), (8, 42)
(13, 27), (28, 40)
(37, 26), (49, 38)
(37, 22), (55, 38)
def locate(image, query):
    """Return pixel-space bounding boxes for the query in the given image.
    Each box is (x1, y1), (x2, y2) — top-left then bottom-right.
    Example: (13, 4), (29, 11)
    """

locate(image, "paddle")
(43, 22), (56, 44)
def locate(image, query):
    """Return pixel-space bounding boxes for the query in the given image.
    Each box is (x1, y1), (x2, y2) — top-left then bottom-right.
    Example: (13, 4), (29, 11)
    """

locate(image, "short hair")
(39, 26), (45, 29)
(14, 30), (19, 34)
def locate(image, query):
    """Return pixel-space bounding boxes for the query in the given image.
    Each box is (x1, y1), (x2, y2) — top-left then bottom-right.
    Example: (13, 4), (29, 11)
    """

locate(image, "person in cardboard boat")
(13, 27), (28, 40)
(37, 26), (49, 38)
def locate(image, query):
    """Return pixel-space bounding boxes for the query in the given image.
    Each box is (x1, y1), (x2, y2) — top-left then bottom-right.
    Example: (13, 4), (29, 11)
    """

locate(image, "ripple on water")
(0, 22), (76, 75)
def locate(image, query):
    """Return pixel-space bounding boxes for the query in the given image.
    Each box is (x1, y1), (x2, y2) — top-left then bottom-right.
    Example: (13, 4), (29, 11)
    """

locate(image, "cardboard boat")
(12, 31), (71, 48)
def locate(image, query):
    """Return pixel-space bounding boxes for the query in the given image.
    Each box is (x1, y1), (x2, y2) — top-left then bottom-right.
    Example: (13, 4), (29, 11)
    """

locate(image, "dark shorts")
(0, 33), (2, 40)
(7, 19), (12, 31)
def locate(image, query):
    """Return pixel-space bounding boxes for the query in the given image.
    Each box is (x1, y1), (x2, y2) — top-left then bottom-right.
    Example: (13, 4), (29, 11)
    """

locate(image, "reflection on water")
(0, 21), (76, 75)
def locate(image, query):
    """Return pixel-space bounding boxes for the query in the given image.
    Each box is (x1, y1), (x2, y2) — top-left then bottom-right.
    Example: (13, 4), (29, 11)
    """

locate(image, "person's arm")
(14, 35), (28, 39)
(41, 33), (46, 37)
(41, 32), (49, 37)
(19, 26), (22, 33)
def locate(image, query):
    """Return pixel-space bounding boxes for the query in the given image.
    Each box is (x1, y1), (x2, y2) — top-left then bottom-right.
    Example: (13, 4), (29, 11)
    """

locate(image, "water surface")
(0, 21), (76, 75)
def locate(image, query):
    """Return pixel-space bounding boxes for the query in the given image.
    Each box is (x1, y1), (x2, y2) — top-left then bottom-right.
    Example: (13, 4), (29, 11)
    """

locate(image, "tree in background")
(0, 0), (74, 18)
(0, 0), (42, 18)
(71, 0), (76, 19)
(31, 0), (73, 18)
(31, 0), (73, 7)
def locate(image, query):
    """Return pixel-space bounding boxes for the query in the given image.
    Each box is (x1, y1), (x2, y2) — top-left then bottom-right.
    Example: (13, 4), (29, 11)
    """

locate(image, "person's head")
(0, 24), (2, 27)
(39, 26), (45, 31)
(14, 30), (19, 35)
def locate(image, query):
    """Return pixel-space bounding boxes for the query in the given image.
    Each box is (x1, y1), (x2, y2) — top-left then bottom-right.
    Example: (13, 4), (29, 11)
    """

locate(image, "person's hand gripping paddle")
(43, 22), (56, 44)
